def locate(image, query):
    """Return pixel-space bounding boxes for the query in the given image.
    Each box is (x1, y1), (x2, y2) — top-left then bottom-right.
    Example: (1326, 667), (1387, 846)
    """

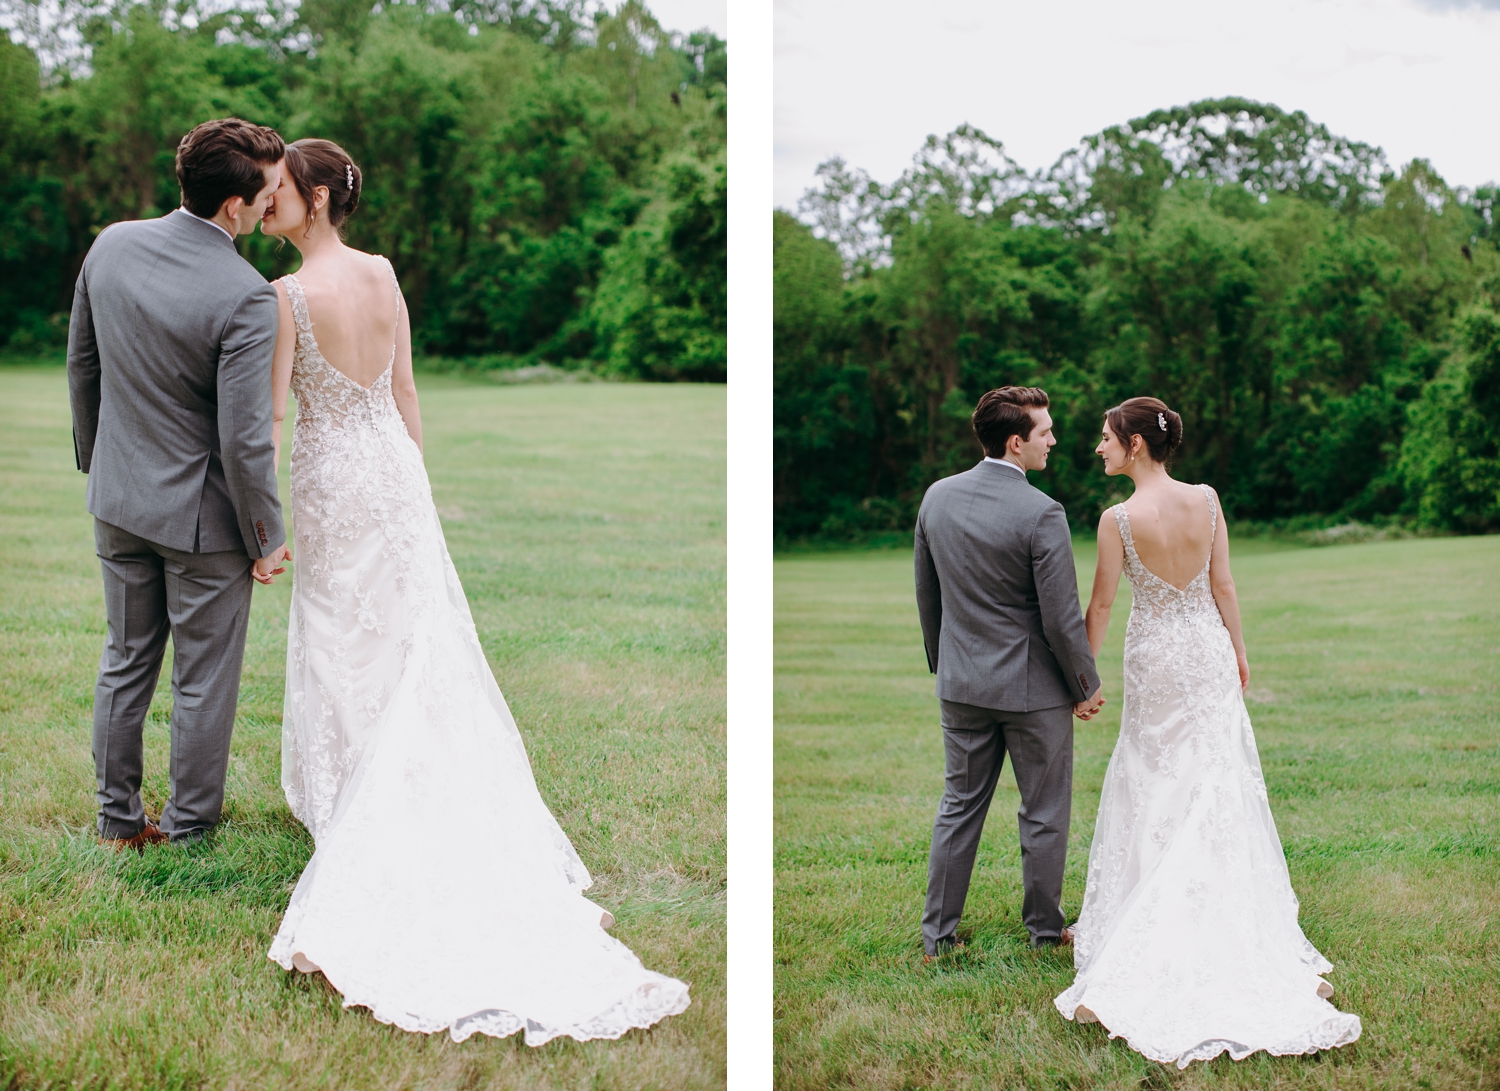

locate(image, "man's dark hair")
(972, 386), (1050, 458)
(176, 118), (285, 219)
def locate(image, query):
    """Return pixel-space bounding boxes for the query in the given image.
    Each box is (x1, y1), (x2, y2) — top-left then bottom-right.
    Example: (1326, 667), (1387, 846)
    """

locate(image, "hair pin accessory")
(1157, 411), (1167, 431)
(346, 164), (354, 190)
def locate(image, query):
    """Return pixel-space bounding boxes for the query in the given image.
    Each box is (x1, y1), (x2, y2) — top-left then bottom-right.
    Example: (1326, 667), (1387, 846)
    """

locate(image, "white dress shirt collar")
(983, 456), (1027, 476)
(179, 206), (234, 240)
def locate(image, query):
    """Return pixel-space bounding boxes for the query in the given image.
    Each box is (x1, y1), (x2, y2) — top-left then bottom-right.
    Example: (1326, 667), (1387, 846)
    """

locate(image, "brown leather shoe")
(100, 822), (169, 854)
(922, 941), (967, 965)
(1034, 926), (1076, 949)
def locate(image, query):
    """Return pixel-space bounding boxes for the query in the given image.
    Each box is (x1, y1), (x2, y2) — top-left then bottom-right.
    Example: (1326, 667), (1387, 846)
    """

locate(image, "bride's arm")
(1206, 488), (1250, 690)
(1086, 509), (1124, 658)
(390, 286), (422, 453)
(271, 281), (295, 472)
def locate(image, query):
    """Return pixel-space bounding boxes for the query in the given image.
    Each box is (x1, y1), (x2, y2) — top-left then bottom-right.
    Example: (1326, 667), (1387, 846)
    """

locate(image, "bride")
(1053, 396), (1360, 1067)
(257, 138), (690, 1044)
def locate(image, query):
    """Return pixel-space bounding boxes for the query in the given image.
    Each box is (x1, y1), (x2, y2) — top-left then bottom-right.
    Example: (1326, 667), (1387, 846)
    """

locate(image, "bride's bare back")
(1119, 480), (1216, 590)
(269, 245), (422, 467)
(288, 251), (400, 388)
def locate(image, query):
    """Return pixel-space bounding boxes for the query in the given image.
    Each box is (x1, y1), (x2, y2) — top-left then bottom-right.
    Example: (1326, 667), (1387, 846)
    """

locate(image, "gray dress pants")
(923, 699), (1074, 952)
(92, 518), (254, 840)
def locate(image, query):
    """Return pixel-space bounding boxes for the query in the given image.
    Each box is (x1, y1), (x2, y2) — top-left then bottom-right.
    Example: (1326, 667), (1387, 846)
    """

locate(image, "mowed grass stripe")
(775, 537), (1499, 1090)
(0, 367), (724, 1091)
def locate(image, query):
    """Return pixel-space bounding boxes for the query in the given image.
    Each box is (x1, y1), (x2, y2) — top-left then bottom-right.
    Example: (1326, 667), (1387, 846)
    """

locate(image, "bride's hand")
(253, 544), (292, 585)
(1237, 655), (1250, 691)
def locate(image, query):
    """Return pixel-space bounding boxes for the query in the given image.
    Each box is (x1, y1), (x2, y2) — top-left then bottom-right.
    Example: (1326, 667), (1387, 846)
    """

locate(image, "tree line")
(1, 0), (725, 381)
(775, 99), (1500, 540)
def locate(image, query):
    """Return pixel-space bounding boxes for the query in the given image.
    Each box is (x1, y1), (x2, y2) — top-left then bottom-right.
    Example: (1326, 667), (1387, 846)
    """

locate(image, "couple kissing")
(68, 116), (688, 1046)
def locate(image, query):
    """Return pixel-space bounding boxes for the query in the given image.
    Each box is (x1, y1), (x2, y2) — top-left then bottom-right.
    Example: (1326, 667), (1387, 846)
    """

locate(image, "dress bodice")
(1111, 483), (1239, 776)
(1113, 483), (1220, 633)
(283, 257), (404, 435)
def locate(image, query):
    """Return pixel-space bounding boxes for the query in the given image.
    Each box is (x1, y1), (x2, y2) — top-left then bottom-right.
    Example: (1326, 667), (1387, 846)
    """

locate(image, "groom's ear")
(220, 194), (246, 221)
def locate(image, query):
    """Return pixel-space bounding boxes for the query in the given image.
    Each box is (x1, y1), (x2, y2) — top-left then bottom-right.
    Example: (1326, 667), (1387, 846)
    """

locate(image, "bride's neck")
(1125, 460), (1172, 490)
(289, 221), (344, 265)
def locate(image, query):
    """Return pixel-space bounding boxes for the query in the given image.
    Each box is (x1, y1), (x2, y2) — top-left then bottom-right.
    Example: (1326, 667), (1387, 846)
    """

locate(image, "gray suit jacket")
(915, 461), (1099, 712)
(67, 209), (285, 557)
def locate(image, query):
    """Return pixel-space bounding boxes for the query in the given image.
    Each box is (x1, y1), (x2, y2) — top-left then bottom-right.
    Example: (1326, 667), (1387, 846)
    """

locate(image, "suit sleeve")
(217, 281), (286, 558)
(1032, 503), (1099, 702)
(914, 504), (942, 674)
(66, 266), (100, 473)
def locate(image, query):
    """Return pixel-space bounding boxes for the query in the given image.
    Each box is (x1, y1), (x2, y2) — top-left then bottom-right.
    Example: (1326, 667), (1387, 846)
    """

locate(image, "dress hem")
(1054, 984), (1362, 1069)
(269, 948), (691, 1047)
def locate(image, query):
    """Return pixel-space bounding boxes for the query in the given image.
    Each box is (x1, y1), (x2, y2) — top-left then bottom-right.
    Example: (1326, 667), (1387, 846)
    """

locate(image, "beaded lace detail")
(270, 257), (689, 1045)
(280, 259), (433, 836)
(1054, 484), (1361, 1067)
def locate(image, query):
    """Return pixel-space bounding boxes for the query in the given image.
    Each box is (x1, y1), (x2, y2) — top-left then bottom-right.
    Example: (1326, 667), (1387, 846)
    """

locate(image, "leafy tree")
(0, 0), (725, 381)
(1399, 306), (1500, 532)
(773, 211), (870, 538)
(0, 36), (69, 348)
(775, 100), (1500, 540)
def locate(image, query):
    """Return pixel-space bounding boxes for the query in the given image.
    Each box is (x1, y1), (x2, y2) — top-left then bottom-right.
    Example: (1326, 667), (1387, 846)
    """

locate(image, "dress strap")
(282, 274), (313, 337)
(1199, 483), (1218, 548)
(1112, 503), (1138, 563)
(380, 257), (401, 322)
(379, 257), (401, 362)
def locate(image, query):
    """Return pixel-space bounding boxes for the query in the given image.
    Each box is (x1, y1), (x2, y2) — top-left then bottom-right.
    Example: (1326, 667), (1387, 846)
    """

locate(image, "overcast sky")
(774, 0), (1500, 210)
(635, 0), (726, 37)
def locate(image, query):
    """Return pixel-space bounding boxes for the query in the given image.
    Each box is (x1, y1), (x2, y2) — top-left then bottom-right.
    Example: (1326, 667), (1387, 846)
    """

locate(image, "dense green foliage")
(775, 101), (1500, 539)
(0, 0), (725, 380)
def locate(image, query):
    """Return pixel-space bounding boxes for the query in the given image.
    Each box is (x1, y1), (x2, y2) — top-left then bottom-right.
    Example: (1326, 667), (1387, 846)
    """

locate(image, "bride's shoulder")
(1182, 480), (1219, 504)
(347, 250), (398, 287)
(345, 248), (391, 272)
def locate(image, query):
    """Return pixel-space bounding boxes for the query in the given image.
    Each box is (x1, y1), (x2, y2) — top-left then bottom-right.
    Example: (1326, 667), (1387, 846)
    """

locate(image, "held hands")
(1074, 685), (1105, 721)
(253, 544), (292, 586)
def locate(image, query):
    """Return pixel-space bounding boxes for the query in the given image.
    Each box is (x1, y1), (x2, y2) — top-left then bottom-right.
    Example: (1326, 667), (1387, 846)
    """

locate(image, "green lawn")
(0, 366), (724, 1090)
(775, 535), (1500, 1090)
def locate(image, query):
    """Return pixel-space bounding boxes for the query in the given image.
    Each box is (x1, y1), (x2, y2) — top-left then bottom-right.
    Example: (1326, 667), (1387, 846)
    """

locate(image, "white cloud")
(630, 0), (726, 37)
(774, 0), (1500, 209)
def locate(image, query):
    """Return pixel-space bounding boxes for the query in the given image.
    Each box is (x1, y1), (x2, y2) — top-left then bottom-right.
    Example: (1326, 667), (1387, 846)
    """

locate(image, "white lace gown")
(267, 261), (690, 1045)
(1054, 485), (1360, 1067)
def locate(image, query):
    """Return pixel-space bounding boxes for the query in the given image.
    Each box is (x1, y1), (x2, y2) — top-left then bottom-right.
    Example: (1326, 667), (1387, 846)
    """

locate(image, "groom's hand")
(253, 544), (292, 585)
(1074, 686), (1105, 721)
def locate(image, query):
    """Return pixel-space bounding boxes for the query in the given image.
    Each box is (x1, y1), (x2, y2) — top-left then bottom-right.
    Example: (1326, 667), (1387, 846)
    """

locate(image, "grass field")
(0, 365), (724, 1090)
(775, 535), (1500, 1090)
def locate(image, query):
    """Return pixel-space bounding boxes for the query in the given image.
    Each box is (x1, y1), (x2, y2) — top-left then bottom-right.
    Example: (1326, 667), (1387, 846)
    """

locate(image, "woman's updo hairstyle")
(282, 138), (361, 236)
(1104, 396), (1184, 464)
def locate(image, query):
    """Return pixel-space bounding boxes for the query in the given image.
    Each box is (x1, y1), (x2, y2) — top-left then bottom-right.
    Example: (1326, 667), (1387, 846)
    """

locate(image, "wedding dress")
(267, 259), (690, 1044)
(1054, 485), (1360, 1067)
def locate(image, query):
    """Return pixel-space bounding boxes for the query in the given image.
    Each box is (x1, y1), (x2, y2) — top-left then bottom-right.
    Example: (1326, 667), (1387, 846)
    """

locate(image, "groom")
(915, 385), (1102, 956)
(67, 118), (293, 849)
